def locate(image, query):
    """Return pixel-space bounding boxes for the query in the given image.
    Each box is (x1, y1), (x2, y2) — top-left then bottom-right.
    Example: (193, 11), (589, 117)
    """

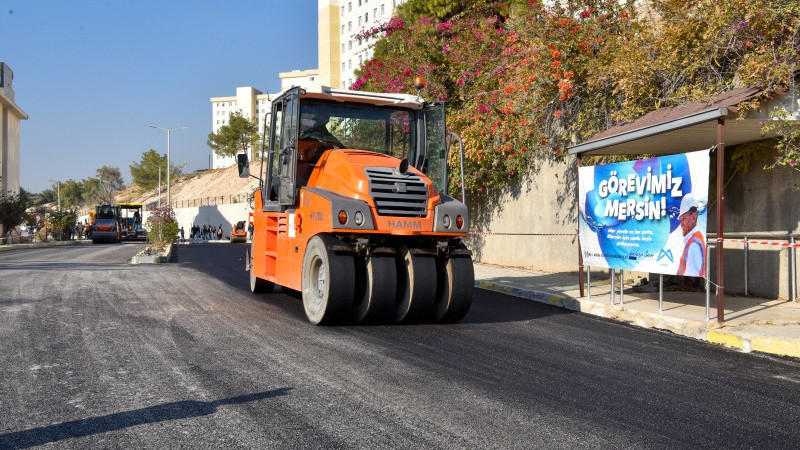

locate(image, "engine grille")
(365, 167), (429, 217)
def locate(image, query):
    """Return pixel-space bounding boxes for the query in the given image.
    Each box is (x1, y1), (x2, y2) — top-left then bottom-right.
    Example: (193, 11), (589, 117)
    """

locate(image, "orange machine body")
(251, 149), (468, 292)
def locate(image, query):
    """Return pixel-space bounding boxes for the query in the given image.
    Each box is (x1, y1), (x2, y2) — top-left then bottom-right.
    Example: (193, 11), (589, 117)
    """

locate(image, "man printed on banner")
(677, 193), (706, 277)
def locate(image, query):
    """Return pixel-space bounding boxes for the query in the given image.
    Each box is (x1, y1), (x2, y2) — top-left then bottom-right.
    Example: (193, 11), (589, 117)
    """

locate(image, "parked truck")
(239, 84), (473, 325)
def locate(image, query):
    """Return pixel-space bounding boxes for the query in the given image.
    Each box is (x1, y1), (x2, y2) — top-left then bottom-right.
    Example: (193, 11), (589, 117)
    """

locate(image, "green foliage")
(396, 0), (491, 22)
(354, 0), (800, 195)
(130, 149), (181, 192)
(60, 179), (84, 207)
(0, 182), (29, 237)
(207, 111), (261, 159)
(48, 210), (77, 240)
(91, 166), (125, 204)
(145, 206), (179, 248)
(761, 108), (800, 175)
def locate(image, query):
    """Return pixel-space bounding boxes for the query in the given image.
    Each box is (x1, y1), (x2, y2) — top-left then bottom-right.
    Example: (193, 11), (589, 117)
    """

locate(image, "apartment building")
(209, 87), (275, 169)
(0, 62), (27, 195)
(335, 0), (409, 89)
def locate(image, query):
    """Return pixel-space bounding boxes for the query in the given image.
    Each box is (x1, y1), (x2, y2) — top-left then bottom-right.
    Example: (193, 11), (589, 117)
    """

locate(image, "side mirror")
(237, 153), (250, 178)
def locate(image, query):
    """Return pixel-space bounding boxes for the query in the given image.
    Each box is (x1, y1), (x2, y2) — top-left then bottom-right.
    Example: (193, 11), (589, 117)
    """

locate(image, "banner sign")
(578, 149), (710, 277)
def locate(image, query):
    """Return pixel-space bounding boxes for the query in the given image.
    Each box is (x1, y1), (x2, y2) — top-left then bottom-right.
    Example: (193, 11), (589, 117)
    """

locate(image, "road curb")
(475, 280), (800, 360)
(130, 243), (173, 264)
(0, 240), (92, 252)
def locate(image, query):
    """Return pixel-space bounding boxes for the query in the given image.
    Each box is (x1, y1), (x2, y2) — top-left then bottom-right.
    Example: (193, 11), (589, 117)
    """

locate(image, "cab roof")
(298, 85), (425, 110)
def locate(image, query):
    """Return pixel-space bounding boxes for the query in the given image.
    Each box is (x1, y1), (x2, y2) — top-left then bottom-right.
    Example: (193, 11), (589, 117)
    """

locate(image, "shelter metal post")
(587, 266), (591, 299)
(610, 270), (615, 305)
(577, 156), (585, 297)
(716, 118), (725, 323)
(706, 242), (711, 322)
(659, 274), (663, 313)
(744, 237), (749, 296)
(620, 270), (624, 304)
(792, 237), (797, 301)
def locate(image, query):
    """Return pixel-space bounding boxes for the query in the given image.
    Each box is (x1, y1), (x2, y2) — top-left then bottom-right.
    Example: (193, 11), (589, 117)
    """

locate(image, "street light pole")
(49, 179), (61, 212)
(150, 125), (186, 207)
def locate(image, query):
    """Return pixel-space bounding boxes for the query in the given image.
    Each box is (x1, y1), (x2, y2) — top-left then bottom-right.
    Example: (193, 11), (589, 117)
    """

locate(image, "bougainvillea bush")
(353, 0), (800, 194)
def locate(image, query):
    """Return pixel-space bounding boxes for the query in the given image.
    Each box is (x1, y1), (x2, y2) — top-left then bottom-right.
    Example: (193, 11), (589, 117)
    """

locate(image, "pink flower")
(420, 17), (433, 25)
(436, 22), (454, 30)
(477, 103), (490, 113)
(456, 77), (465, 87)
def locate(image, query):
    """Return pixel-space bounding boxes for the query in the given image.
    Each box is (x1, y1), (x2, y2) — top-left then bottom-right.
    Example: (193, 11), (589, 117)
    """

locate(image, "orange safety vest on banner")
(677, 231), (706, 277)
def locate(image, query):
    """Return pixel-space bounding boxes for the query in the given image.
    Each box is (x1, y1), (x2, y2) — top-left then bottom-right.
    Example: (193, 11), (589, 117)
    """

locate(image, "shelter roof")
(567, 86), (794, 156)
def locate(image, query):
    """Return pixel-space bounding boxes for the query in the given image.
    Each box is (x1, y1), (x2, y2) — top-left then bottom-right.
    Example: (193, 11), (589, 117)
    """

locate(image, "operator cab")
(237, 85), (449, 212)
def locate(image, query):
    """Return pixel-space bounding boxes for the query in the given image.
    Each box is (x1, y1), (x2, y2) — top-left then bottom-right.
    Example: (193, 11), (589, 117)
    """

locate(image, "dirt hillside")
(116, 161), (262, 207)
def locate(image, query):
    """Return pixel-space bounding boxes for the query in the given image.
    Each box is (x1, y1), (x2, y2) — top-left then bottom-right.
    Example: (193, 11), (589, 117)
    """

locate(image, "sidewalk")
(0, 239), (93, 252)
(474, 262), (800, 359)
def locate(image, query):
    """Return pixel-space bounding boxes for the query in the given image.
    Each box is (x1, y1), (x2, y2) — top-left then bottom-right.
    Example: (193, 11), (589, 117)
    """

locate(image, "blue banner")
(578, 150), (709, 276)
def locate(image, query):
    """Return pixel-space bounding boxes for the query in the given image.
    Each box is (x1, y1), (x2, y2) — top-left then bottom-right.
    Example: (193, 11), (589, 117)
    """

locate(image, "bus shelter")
(567, 86), (799, 323)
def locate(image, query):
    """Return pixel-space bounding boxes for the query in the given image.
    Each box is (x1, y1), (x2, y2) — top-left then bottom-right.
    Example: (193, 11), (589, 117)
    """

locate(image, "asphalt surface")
(1, 243), (799, 449)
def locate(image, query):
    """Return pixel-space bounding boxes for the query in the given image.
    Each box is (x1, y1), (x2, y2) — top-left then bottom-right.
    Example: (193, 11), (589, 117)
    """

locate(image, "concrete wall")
(466, 156), (578, 273)
(142, 203), (251, 238)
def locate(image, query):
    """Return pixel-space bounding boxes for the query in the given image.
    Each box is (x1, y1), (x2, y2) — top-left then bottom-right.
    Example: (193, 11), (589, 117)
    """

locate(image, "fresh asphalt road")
(1, 243), (799, 449)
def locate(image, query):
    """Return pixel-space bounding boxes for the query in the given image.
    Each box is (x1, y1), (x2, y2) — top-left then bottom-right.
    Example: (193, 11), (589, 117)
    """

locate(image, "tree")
(48, 209), (77, 240)
(34, 188), (56, 206)
(207, 111), (261, 160)
(60, 179), (84, 207)
(145, 206), (179, 248)
(80, 177), (101, 204)
(0, 179), (28, 238)
(89, 166), (124, 204)
(130, 149), (181, 192)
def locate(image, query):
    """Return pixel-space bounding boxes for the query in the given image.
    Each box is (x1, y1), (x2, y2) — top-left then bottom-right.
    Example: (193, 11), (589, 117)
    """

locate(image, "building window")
(359, 55), (363, 64)
(381, 4), (384, 14)
(341, 25), (345, 34)
(217, 120), (220, 124)
(348, 60), (352, 69)
(374, 8), (377, 17)
(349, 40), (352, 50)
(342, 44), (345, 53)
(365, 12), (368, 22)
(358, 37), (362, 46)
(348, 2), (352, 12)
(358, 16), (361, 26)
(341, 6), (345, 15)
(348, 21), (352, 31)
(310, 76), (315, 81)
(342, 63), (346, 71)
(358, 0), (362, 6)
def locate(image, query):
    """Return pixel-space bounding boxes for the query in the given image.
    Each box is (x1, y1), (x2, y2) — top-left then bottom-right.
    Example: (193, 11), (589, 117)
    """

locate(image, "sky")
(1, 0), (319, 192)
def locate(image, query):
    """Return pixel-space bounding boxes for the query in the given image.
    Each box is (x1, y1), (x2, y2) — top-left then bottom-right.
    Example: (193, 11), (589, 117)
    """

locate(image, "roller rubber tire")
(392, 245), (437, 323)
(248, 245), (274, 294)
(352, 254), (397, 324)
(434, 255), (474, 323)
(302, 235), (355, 325)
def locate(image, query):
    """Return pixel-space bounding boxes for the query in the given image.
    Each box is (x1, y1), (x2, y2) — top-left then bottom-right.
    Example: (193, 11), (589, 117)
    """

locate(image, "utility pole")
(150, 125), (186, 207)
(48, 179), (61, 212)
(158, 167), (161, 208)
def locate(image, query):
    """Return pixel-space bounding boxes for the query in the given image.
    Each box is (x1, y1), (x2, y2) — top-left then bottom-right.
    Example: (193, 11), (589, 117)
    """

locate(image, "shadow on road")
(0, 388), (292, 449)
